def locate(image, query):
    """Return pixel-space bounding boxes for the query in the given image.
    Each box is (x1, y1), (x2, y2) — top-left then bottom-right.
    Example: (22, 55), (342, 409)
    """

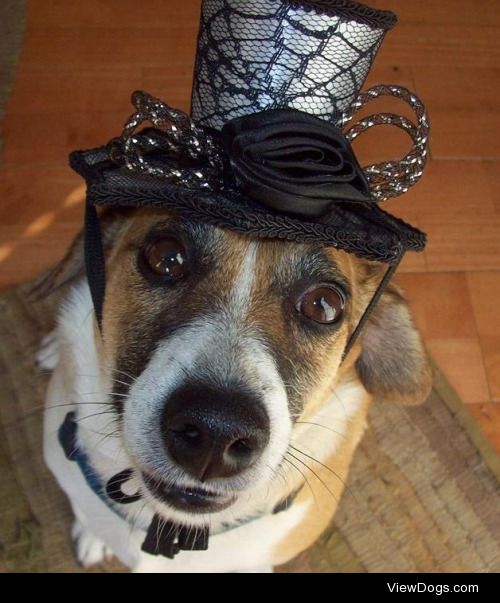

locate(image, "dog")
(40, 207), (432, 573)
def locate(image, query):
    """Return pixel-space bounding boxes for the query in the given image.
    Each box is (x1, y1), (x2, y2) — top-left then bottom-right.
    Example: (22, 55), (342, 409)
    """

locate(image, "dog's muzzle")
(139, 382), (270, 512)
(161, 382), (270, 482)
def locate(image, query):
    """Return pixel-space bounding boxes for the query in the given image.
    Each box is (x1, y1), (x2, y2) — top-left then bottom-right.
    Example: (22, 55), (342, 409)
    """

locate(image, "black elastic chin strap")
(341, 256), (402, 362)
(84, 198), (106, 329)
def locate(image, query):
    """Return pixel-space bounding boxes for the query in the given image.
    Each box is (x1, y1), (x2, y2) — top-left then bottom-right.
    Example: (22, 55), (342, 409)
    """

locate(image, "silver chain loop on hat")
(112, 90), (223, 190)
(342, 85), (430, 201)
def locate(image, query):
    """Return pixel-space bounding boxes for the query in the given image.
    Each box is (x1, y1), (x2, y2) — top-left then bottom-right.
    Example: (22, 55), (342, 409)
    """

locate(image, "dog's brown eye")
(296, 285), (345, 324)
(144, 238), (188, 279)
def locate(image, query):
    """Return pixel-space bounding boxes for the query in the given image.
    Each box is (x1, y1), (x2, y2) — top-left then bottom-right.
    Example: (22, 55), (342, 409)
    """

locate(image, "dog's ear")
(32, 208), (132, 298)
(355, 284), (433, 405)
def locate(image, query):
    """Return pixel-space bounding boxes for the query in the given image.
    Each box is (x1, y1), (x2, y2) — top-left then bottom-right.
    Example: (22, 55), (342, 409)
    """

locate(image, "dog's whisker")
(74, 372), (108, 381)
(78, 390), (129, 398)
(111, 378), (136, 389)
(129, 502), (148, 541)
(282, 456), (317, 507)
(97, 427), (121, 441)
(46, 401), (112, 411)
(2, 400), (119, 430)
(294, 420), (348, 441)
(112, 368), (138, 383)
(73, 410), (118, 423)
(65, 401), (114, 407)
(286, 449), (338, 505)
(92, 426), (123, 451)
(289, 444), (354, 504)
(77, 411), (119, 430)
(93, 430), (120, 448)
(284, 456), (320, 510)
(73, 373), (134, 390)
(75, 425), (117, 439)
(289, 443), (359, 507)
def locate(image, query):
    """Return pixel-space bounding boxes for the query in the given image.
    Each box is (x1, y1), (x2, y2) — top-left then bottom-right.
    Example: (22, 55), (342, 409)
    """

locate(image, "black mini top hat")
(70, 0), (430, 352)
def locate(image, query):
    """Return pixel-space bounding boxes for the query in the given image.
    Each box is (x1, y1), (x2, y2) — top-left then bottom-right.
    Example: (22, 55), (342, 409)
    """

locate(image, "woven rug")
(0, 280), (499, 573)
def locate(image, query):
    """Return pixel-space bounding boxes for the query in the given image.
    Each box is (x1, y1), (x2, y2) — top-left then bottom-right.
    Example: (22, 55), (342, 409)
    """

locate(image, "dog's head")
(49, 208), (432, 521)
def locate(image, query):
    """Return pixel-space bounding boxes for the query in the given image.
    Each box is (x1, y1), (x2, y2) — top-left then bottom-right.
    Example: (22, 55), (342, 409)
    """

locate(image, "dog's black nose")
(161, 383), (269, 481)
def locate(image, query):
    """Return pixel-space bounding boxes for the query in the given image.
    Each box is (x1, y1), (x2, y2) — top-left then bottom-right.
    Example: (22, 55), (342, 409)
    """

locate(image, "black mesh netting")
(191, 0), (396, 130)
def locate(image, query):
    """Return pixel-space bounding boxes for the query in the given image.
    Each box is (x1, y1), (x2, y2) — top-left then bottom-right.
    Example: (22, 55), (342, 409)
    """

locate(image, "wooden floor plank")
(26, 0), (202, 30)
(19, 28), (198, 73)
(412, 67), (500, 159)
(371, 0), (500, 27)
(466, 403), (500, 455)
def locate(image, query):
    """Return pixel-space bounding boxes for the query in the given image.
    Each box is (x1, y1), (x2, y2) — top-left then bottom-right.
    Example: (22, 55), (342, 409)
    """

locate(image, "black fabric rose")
(221, 109), (372, 218)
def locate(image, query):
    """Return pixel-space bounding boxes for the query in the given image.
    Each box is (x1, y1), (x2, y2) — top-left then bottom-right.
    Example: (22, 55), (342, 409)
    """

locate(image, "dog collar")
(58, 411), (297, 560)
(59, 412), (140, 520)
(58, 411), (207, 557)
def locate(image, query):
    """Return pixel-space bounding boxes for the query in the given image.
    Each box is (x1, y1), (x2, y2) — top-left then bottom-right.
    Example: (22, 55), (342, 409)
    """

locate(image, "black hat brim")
(70, 146), (425, 265)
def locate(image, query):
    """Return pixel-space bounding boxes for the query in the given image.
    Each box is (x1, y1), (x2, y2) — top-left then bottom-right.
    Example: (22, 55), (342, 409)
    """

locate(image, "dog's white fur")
(43, 279), (368, 572)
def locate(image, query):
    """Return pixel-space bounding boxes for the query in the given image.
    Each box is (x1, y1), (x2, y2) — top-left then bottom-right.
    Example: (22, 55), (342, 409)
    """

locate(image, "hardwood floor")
(0, 0), (499, 453)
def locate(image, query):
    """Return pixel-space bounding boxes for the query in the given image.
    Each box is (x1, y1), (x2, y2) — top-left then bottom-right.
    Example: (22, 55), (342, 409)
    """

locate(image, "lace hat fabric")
(191, 0), (396, 128)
